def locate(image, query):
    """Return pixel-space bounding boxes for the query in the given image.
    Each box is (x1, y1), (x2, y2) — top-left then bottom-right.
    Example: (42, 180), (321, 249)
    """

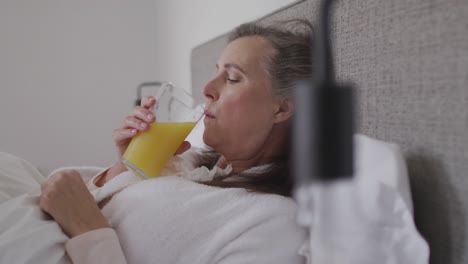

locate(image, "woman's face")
(202, 36), (285, 163)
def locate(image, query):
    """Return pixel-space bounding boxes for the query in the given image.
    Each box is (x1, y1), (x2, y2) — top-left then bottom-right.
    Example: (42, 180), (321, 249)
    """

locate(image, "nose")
(202, 77), (220, 101)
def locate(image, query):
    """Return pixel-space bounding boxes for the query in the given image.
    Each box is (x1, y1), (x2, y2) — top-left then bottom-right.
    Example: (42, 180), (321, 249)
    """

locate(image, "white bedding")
(296, 135), (429, 263)
(0, 133), (429, 263)
(0, 152), (70, 263)
(0, 192), (70, 263)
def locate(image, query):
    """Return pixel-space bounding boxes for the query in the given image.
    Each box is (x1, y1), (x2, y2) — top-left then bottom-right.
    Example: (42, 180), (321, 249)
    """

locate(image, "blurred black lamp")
(292, 1), (355, 262)
(293, 0), (354, 185)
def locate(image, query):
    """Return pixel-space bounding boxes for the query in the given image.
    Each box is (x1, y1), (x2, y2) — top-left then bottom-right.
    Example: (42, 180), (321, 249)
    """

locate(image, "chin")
(202, 133), (215, 149)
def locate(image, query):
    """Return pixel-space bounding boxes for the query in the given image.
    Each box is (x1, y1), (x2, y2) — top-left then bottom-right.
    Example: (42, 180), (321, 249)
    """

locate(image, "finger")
(122, 116), (151, 131)
(131, 107), (155, 124)
(141, 96), (156, 109)
(113, 128), (137, 142)
(174, 141), (191, 155)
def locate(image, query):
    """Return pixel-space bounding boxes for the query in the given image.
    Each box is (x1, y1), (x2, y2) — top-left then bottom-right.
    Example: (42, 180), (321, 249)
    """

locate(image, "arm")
(94, 161), (128, 187)
(66, 228), (127, 264)
(40, 170), (129, 262)
(98, 95), (189, 187)
(40, 170), (110, 237)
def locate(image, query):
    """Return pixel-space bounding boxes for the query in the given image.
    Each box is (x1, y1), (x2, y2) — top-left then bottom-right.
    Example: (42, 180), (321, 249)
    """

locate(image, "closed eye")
(227, 77), (239, 83)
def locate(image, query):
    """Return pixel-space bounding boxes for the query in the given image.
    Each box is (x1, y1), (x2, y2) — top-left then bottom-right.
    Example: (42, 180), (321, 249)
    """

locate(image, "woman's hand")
(39, 170), (110, 238)
(100, 96), (192, 186)
(112, 95), (191, 157)
(113, 96), (157, 157)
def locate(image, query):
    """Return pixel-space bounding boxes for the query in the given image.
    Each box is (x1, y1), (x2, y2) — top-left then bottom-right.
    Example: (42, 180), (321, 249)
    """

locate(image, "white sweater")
(65, 160), (307, 264)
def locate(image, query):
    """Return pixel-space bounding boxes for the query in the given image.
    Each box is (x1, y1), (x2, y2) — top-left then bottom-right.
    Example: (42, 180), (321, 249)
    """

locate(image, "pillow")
(297, 134), (430, 263)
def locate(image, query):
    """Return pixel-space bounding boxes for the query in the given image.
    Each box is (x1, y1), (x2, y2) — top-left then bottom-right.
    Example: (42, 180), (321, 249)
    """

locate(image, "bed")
(190, 0), (468, 263)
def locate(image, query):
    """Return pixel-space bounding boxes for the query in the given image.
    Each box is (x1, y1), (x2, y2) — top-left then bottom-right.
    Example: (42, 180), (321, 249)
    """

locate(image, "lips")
(204, 109), (215, 118)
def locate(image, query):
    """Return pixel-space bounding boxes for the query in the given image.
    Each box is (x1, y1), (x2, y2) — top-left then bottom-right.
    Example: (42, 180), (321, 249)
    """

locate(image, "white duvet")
(0, 133), (430, 264)
(0, 192), (70, 263)
(0, 152), (70, 263)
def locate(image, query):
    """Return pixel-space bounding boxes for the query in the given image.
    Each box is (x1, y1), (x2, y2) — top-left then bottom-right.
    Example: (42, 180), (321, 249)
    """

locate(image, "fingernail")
(140, 123), (147, 129)
(147, 114), (153, 121)
(130, 129), (137, 134)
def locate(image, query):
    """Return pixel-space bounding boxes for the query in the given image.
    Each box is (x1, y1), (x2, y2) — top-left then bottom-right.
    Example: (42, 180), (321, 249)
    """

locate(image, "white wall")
(0, 0), (298, 174)
(0, 1), (158, 173)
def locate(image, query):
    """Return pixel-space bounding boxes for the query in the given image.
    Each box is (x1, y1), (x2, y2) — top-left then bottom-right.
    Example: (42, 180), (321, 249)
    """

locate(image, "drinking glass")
(122, 82), (204, 178)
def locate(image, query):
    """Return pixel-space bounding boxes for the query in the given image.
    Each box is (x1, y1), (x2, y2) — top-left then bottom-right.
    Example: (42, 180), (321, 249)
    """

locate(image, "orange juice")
(122, 122), (196, 178)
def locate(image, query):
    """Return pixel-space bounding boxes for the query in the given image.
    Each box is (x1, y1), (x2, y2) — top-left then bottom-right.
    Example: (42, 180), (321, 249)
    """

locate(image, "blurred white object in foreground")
(295, 134), (429, 264)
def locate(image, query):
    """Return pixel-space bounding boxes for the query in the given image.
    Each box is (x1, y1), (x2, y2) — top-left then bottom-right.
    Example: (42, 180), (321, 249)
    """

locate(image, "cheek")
(222, 96), (273, 133)
(221, 94), (255, 123)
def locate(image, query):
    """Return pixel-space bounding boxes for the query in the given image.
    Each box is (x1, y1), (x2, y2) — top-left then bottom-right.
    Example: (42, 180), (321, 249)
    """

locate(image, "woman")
(38, 20), (313, 263)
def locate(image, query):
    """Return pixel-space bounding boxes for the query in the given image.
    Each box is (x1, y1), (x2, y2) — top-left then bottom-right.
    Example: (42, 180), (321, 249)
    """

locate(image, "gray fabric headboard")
(191, 0), (468, 263)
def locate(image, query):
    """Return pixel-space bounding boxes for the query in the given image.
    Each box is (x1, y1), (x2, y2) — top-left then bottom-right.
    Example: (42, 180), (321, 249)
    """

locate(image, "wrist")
(69, 217), (111, 238)
(114, 160), (127, 172)
(95, 162), (127, 187)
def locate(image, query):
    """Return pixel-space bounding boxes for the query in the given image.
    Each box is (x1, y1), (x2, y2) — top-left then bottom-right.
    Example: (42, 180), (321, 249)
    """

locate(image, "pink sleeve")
(65, 228), (127, 264)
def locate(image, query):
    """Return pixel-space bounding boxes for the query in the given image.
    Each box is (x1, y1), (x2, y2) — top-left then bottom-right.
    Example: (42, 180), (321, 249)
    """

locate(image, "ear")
(273, 97), (294, 124)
